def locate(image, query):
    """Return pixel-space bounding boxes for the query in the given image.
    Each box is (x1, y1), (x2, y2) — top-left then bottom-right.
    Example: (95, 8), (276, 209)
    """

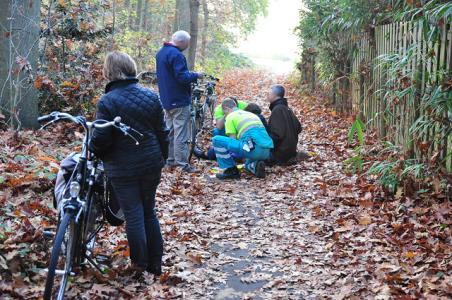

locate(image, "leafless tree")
(0, 0), (40, 129)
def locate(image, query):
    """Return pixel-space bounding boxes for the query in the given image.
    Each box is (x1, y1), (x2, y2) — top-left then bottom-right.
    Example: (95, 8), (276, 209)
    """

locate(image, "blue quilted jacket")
(156, 43), (199, 110)
(89, 78), (169, 178)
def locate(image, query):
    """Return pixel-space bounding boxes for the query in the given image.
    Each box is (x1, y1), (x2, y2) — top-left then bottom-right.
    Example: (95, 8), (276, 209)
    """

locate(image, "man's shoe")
(146, 264), (162, 276)
(193, 146), (209, 160)
(164, 161), (178, 168)
(255, 161), (266, 178)
(182, 164), (200, 173)
(216, 167), (240, 180)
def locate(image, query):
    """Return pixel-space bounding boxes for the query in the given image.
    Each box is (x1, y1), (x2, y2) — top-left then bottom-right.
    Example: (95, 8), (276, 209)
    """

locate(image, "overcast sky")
(235, 0), (303, 73)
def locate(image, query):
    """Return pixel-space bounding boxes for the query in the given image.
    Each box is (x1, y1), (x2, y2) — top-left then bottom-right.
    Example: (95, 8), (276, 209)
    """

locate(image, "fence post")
(359, 69), (365, 120)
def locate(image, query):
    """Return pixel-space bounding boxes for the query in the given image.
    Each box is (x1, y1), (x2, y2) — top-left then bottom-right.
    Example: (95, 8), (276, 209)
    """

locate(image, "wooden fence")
(302, 21), (452, 171)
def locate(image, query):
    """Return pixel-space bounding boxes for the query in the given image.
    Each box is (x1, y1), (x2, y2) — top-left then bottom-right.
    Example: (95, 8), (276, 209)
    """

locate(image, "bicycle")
(38, 111), (141, 300)
(188, 74), (219, 161)
(137, 71), (157, 86)
(135, 71), (219, 162)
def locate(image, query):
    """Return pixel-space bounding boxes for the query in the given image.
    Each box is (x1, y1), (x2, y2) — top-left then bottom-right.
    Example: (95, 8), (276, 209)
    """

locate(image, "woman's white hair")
(103, 51), (137, 82)
(172, 30), (191, 43)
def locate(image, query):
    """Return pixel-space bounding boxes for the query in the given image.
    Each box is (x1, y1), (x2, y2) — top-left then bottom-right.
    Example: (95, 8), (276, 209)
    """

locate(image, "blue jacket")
(156, 43), (199, 110)
(89, 78), (169, 178)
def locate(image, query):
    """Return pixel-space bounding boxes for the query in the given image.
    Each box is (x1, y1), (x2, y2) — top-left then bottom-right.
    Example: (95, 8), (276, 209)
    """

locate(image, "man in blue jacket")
(156, 30), (204, 173)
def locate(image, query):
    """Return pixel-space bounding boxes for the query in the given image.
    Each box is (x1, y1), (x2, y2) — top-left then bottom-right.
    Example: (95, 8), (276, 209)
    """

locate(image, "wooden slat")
(393, 22), (399, 144)
(410, 21), (419, 158)
(348, 21), (450, 172)
(446, 23), (452, 171)
(438, 23), (447, 163)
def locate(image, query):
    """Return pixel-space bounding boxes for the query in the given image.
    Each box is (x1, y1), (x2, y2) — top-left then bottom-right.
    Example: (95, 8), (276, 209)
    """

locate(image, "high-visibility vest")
(214, 101), (248, 120)
(225, 110), (264, 139)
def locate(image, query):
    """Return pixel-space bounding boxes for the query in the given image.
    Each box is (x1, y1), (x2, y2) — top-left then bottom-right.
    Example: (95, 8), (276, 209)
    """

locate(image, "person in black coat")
(90, 51), (168, 275)
(244, 103), (269, 131)
(267, 85), (302, 165)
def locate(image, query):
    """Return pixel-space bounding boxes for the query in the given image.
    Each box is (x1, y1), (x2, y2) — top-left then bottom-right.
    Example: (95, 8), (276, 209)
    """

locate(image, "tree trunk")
(310, 54), (316, 92)
(0, 0), (40, 129)
(125, 0), (133, 29)
(174, 0), (190, 32)
(173, 0), (191, 60)
(188, 0), (200, 70)
(200, 0), (208, 65)
(110, 0), (116, 50)
(173, 0), (180, 31)
(141, 0), (149, 31)
(135, 0), (143, 31)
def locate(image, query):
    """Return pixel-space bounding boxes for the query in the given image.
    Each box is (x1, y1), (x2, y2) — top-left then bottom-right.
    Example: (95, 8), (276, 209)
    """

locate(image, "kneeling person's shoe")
(255, 161), (266, 178)
(182, 164), (200, 173)
(216, 167), (240, 180)
(193, 146), (209, 160)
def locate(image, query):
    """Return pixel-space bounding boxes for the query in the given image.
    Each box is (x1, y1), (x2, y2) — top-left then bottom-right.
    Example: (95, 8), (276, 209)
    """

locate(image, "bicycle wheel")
(208, 94), (217, 121)
(188, 115), (197, 162)
(44, 211), (76, 300)
(196, 105), (207, 132)
(83, 193), (103, 256)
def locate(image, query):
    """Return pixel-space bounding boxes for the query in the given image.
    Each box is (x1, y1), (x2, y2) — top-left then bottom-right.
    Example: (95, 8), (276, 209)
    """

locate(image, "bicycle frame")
(186, 74), (219, 161)
(53, 117), (105, 269)
(40, 112), (142, 299)
(191, 77), (218, 128)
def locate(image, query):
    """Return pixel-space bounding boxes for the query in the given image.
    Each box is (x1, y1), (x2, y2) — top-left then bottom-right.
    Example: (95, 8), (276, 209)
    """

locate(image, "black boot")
(193, 146), (209, 160)
(255, 161), (266, 178)
(216, 166), (240, 180)
(147, 264), (162, 276)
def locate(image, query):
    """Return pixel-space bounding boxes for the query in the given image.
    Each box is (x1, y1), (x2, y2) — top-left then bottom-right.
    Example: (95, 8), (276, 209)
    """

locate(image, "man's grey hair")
(271, 84), (285, 98)
(222, 98), (237, 110)
(172, 30), (191, 43)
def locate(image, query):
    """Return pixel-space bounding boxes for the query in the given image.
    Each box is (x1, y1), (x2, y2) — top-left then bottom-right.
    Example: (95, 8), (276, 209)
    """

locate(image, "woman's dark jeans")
(110, 170), (163, 269)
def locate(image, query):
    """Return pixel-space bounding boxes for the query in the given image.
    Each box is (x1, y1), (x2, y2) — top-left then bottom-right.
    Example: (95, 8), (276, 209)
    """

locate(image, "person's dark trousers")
(110, 170), (163, 270)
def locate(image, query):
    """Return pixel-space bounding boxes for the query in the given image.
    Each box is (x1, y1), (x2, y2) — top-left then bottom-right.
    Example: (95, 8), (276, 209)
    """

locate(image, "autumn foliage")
(0, 70), (450, 298)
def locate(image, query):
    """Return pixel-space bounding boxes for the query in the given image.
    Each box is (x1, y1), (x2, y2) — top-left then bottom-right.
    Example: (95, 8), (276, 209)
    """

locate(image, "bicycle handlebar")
(38, 112), (79, 124)
(37, 112), (143, 145)
(37, 114), (55, 123)
(137, 71), (156, 78)
(203, 74), (219, 82)
(137, 70), (218, 83)
(92, 116), (122, 129)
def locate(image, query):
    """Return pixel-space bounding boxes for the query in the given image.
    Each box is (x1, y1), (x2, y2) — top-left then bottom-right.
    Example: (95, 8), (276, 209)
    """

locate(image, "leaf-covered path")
(0, 70), (450, 299)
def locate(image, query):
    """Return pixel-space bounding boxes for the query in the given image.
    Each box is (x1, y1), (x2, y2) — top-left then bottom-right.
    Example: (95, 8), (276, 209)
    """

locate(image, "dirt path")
(141, 71), (377, 299)
(0, 70), (450, 299)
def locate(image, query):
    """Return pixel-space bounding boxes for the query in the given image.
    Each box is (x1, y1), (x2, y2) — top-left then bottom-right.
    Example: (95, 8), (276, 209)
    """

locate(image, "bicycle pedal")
(43, 230), (55, 239)
(95, 254), (111, 264)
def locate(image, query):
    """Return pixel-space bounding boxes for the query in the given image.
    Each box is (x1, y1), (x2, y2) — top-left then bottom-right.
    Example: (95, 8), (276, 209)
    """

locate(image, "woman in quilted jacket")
(90, 51), (168, 275)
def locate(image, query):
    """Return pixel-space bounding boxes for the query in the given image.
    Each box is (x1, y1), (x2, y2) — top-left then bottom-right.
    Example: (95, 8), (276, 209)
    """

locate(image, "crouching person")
(194, 102), (268, 161)
(267, 85), (302, 165)
(213, 98), (273, 179)
(213, 97), (248, 136)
